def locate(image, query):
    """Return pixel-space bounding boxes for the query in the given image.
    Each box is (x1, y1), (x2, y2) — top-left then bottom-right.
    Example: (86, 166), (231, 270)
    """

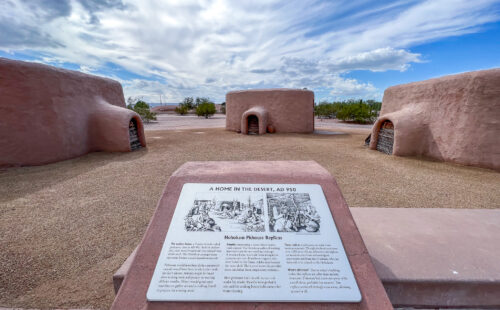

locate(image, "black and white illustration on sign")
(267, 193), (320, 233)
(185, 195), (265, 232)
(147, 183), (361, 303)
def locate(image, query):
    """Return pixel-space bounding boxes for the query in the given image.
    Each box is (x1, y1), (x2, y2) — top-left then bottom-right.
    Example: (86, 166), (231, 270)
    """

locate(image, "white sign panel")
(147, 183), (361, 302)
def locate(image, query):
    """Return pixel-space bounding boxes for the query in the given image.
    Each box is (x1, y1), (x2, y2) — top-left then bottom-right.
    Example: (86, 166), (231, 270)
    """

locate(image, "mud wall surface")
(226, 89), (314, 134)
(0, 57), (146, 167)
(370, 68), (500, 171)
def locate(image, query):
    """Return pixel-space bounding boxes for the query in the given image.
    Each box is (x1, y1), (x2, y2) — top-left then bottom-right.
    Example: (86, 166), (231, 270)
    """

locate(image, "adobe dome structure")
(369, 68), (500, 171)
(0, 58), (146, 167)
(225, 88), (314, 134)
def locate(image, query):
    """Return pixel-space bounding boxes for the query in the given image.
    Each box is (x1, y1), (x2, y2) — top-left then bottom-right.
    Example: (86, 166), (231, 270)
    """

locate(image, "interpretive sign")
(147, 183), (361, 302)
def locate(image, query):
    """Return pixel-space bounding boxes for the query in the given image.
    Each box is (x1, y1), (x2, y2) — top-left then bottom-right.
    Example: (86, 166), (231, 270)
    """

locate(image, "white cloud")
(325, 47), (423, 72)
(0, 0), (499, 102)
(329, 77), (378, 97)
(79, 65), (95, 74)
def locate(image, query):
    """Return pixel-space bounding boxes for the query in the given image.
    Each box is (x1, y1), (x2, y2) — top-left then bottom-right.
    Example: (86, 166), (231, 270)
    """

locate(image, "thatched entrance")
(129, 118), (142, 150)
(376, 120), (394, 154)
(247, 115), (259, 135)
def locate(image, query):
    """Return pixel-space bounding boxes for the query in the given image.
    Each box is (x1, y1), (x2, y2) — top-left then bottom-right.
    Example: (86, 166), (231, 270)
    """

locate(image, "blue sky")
(1, 0), (499, 103)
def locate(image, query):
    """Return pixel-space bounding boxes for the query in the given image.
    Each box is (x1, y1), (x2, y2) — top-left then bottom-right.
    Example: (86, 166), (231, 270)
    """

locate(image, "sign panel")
(147, 183), (361, 302)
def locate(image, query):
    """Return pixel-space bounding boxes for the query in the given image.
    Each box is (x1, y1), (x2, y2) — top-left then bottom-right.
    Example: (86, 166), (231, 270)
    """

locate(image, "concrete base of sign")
(351, 207), (500, 309)
(111, 161), (391, 309)
(115, 207), (500, 309)
(113, 246), (139, 294)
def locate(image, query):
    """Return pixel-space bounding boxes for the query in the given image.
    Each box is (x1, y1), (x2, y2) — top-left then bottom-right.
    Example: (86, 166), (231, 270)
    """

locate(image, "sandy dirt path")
(143, 114), (226, 130)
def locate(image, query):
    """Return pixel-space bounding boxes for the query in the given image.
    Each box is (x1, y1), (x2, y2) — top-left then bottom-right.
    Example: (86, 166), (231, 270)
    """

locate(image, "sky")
(1, 0), (499, 104)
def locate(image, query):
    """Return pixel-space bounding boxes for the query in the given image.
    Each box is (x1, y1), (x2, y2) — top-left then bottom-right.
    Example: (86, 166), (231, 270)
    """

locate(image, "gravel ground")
(1, 128), (499, 309)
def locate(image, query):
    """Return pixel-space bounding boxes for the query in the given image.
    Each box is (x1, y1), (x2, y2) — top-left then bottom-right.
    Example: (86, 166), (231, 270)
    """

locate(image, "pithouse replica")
(111, 161), (391, 309)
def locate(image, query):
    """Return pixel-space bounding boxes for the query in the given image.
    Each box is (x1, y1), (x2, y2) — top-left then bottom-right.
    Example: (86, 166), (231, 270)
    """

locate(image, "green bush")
(314, 99), (380, 124)
(366, 99), (382, 111)
(126, 98), (157, 122)
(196, 100), (216, 118)
(180, 97), (195, 110)
(175, 104), (189, 115)
(336, 100), (376, 123)
(195, 97), (211, 107)
(315, 101), (340, 118)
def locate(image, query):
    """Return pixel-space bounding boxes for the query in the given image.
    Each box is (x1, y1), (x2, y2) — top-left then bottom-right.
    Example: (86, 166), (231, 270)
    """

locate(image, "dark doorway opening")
(376, 120), (394, 155)
(247, 115), (259, 135)
(129, 119), (141, 150)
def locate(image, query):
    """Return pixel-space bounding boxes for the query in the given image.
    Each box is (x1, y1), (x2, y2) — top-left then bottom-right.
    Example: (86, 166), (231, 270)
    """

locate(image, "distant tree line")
(175, 97), (218, 118)
(314, 99), (382, 124)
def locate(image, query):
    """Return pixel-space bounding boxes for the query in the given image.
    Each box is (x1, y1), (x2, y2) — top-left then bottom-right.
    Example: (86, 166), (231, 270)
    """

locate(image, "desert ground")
(1, 115), (499, 309)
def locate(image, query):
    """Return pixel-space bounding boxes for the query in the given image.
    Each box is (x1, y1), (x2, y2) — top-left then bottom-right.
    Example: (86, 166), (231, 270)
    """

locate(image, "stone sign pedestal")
(111, 161), (391, 309)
